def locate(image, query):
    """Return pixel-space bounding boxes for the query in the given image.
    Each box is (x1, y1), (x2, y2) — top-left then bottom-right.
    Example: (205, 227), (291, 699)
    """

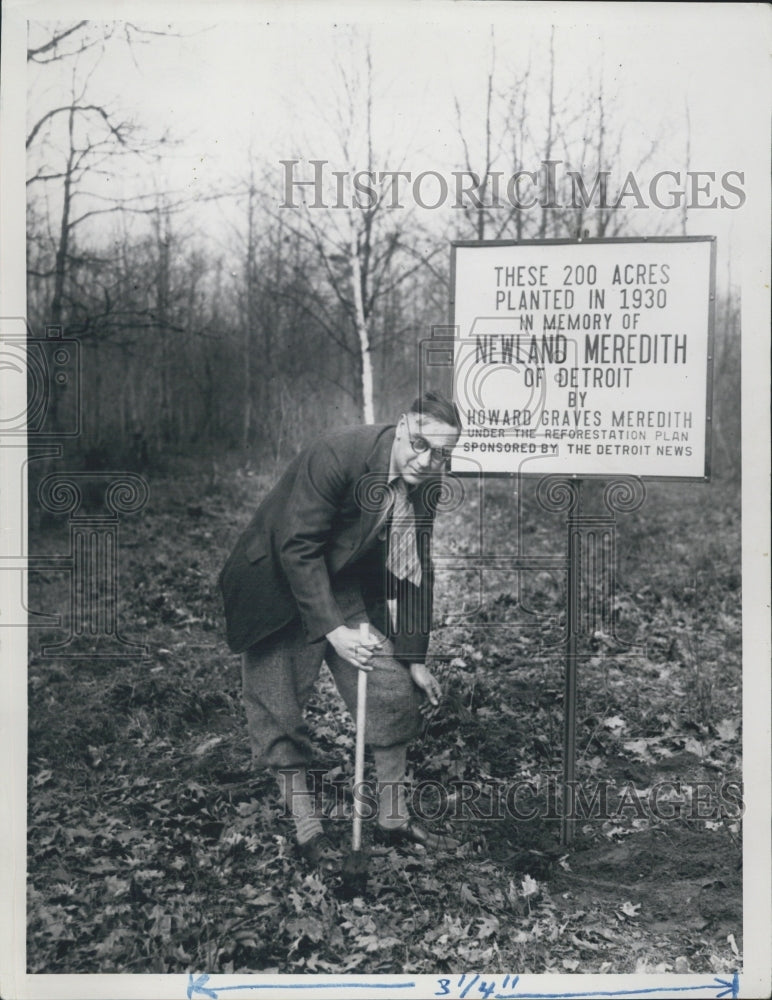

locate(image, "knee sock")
(372, 743), (409, 829)
(275, 768), (323, 845)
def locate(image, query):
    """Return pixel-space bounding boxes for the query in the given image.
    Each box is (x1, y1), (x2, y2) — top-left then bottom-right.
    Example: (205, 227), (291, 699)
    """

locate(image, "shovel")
(340, 622), (370, 898)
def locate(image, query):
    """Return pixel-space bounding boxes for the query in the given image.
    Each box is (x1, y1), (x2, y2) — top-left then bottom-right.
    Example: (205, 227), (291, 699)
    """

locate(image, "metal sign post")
(562, 478), (582, 846)
(557, 476), (646, 845)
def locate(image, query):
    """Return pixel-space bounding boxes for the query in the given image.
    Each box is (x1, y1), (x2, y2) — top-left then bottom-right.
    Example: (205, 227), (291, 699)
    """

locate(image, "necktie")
(387, 479), (422, 587)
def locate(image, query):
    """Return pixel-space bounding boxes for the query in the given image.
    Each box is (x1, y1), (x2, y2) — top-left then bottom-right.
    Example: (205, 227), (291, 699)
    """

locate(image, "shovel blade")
(338, 849), (368, 899)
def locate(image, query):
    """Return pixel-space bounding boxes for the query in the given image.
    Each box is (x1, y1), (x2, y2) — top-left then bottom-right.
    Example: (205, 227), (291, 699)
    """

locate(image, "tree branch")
(27, 22), (90, 62)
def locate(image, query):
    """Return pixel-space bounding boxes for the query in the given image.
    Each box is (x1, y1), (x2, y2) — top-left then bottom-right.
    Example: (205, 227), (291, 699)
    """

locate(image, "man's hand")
(409, 662), (441, 707)
(326, 624), (382, 671)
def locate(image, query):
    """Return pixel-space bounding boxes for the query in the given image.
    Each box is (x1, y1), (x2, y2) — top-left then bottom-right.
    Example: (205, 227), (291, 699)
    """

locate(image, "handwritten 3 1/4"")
(435, 971), (739, 999)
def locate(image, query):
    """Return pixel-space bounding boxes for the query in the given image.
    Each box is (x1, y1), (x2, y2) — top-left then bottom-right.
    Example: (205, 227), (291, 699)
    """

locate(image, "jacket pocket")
(245, 534), (269, 563)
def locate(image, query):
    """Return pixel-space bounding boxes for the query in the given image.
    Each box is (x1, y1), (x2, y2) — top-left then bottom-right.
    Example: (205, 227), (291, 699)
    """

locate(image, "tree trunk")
(539, 27), (556, 240)
(350, 224), (374, 423)
(153, 207), (172, 449)
(242, 182), (258, 457)
(50, 106), (76, 328)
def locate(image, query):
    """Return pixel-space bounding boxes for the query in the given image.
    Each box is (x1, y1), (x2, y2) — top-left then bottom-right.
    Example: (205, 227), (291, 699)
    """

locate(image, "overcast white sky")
(15, 1), (770, 292)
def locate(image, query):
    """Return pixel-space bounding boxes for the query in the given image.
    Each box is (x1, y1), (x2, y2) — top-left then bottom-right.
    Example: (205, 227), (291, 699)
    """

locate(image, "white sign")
(451, 238), (715, 479)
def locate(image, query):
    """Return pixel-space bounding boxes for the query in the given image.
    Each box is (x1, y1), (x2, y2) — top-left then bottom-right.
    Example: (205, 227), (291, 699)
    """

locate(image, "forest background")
(21, 14), (748, 462)
(3, 1), (770, 989)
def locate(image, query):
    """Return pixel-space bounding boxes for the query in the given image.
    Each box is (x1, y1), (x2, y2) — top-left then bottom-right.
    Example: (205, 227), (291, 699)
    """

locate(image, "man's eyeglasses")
(403, 417), (455, 465)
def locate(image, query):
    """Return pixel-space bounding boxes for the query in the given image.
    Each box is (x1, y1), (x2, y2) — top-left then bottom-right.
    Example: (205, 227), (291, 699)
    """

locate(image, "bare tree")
(538, 26), (557, 240)
(451, 29), (541, 243)
(452, 29), (500, 241)
(26, 21), (172, 329)
(270, 33), (443, 423)
(681, 103), (691, 236)
(499, 56), (532, 241)
(453, 27), (674, 244)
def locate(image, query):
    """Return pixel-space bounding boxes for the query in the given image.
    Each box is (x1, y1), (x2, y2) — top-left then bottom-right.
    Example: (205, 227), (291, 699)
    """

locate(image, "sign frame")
(449, 235), (717, 483)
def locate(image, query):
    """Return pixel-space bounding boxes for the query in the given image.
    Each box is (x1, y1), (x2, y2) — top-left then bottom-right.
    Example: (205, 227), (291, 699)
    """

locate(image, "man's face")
(392, 412), (461, 485)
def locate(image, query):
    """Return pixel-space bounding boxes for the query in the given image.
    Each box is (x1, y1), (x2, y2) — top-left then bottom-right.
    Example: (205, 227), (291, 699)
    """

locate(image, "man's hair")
(408, 390), (462, 432)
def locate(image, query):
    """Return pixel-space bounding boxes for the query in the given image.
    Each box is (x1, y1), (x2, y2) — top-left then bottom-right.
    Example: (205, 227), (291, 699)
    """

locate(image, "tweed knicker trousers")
(241, 607), (422, 770)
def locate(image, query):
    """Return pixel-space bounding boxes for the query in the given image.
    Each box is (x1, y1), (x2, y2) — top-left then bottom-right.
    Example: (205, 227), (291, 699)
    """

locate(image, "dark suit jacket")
(219, 424), (438, 662)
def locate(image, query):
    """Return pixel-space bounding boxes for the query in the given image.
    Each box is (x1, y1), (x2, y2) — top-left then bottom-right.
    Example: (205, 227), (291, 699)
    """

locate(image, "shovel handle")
(352, 622), (369, 851)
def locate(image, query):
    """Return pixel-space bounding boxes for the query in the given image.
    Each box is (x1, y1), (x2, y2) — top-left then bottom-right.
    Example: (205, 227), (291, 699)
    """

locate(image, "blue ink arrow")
(187, 973), (416, 999)
(715, 976), (740, 1000)
(187, 974), (217, 999)
(493, 972), (739, 1000)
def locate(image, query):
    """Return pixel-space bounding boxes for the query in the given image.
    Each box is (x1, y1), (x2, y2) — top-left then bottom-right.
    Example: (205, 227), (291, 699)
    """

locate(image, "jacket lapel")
(352, 425), (395, 558)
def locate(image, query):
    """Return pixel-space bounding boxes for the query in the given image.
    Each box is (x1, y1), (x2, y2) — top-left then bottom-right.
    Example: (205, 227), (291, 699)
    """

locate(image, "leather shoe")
(296, 833), (340, 871)
(377, 819), (459, 852)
